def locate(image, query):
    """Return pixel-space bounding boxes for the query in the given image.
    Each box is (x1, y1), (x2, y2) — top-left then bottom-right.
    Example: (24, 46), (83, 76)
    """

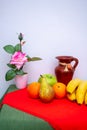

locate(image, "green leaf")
(3, 45), (15, 54)
(27, 56), (42, 61)
(16, 69), (26, 75)
(7, 63), (16, 69)
(15, 44), (21, 51)
(5, 69), (16, 81)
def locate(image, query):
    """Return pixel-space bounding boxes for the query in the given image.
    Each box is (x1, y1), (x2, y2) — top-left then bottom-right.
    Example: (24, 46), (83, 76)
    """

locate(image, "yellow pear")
(39, 75), (55, 103)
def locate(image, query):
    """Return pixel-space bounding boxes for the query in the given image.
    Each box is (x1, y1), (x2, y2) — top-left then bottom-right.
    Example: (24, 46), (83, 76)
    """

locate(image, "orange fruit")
(53, 82), (66, 98)
(27, 82), (40, 98)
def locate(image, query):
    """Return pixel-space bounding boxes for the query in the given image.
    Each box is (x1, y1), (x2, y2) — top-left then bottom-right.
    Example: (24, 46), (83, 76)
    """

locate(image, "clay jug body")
(55, 56), (78, 85)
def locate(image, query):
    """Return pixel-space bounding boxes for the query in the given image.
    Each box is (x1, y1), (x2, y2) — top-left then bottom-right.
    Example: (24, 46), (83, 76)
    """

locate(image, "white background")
(0, 0), (87, 98)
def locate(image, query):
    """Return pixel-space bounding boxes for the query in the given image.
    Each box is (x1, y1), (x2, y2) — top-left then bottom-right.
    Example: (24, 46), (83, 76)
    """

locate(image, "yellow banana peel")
(76, 81), (87, 104)
(67, 91), (76, 101)
(84, 91), (87, 105)
(67, 78), (82, 94)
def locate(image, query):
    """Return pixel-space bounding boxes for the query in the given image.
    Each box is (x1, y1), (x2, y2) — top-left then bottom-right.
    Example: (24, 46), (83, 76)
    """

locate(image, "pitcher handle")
(72, 57), (79, 69)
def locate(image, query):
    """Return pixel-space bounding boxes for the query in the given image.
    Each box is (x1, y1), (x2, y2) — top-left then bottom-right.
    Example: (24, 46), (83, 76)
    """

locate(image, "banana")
(84, 91), (87, 105)
(67, 78), (82, 94)
(67, 90), (76, 101)
(76, 81), (87, 104)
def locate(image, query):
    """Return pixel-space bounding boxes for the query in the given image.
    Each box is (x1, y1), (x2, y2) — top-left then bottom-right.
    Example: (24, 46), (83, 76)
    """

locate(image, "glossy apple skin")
(38, 74), (57, 86)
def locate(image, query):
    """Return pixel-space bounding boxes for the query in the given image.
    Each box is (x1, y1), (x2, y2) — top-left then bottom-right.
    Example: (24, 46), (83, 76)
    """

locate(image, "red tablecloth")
(2, 88), (87, 130)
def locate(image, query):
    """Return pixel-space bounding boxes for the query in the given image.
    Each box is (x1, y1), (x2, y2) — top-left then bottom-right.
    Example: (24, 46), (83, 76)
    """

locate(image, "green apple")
(38, 74), (57, 86)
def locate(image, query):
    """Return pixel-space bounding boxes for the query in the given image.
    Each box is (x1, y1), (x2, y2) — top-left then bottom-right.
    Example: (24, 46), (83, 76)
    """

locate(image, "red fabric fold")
(2, 88), (87, 130)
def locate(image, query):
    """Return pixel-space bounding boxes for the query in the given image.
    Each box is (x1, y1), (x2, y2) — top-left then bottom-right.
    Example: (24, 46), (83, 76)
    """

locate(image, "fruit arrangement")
(27, 74), (66, 103)
(66, 78), (87, 105)
(27, 73), (87, 105)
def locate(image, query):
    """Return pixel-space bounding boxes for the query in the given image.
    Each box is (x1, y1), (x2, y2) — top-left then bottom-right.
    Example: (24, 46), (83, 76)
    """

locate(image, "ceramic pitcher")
(55, 56), (79, 85)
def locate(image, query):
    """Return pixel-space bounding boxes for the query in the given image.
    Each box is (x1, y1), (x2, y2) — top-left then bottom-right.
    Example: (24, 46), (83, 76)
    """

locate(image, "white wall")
(0, 0), (87, 99)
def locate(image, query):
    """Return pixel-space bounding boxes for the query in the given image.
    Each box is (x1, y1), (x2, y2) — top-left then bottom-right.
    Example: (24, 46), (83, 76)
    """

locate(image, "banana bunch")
(66, 78), (87, 105)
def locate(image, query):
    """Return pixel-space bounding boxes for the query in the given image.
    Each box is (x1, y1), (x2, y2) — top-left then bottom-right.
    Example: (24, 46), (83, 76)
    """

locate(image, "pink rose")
(10, 51), (28, 70)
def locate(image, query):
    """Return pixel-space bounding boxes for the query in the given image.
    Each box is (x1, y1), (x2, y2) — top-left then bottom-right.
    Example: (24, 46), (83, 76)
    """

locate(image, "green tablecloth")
(0, 85), (53, 130)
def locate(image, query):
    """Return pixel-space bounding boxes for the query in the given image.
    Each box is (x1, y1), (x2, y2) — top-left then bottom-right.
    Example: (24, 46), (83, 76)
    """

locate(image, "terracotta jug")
(55, 56), (79, 85)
